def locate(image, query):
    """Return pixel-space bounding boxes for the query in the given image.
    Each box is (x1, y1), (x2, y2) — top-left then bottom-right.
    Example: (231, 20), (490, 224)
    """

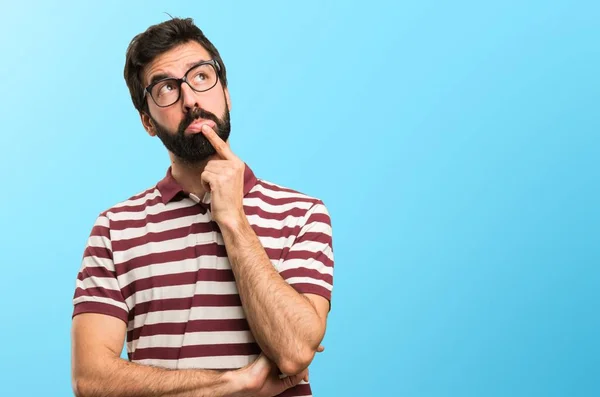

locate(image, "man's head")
(124, 18), (231, 165)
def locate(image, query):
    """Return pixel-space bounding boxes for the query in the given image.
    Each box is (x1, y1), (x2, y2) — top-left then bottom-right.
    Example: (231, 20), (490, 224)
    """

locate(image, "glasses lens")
(151, 79), (180, 107)
(149, 62), (219, 107)
(186, 63), (218, 92)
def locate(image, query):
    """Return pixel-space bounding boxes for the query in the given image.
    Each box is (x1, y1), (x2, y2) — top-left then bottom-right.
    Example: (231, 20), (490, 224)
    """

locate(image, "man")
(71, 17), (334, 397)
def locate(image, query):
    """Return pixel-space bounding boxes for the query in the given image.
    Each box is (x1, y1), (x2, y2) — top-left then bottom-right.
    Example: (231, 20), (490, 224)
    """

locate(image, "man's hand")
(236, 354), (308, 397)
(200, 124), (246, 227)
(235, 345), (325, 395)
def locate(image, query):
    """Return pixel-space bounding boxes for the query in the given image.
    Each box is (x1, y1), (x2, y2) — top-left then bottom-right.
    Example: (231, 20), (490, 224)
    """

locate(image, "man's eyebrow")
(146, 60), (210, 87)
(185, 59), (208, 69)
(147, 73), (171, 87)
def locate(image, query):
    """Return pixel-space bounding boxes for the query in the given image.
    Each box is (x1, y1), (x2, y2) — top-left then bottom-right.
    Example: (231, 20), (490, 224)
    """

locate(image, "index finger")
(201, 124), (236, 160)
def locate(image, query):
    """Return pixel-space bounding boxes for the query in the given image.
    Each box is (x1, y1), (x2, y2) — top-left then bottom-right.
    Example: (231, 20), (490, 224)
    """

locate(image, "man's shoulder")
(250, 178), (325, 207)
(248, 178), (331, 226)
(97, 184), (162, 220)
(249, 178), (333, 239)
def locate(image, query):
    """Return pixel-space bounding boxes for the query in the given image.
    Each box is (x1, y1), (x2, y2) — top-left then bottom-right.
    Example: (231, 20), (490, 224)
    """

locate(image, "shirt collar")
(156, 163), (258, 205)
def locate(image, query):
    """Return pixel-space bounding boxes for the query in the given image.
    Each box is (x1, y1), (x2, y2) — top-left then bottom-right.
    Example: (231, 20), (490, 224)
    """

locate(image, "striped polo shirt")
(72, 164), (334, 397)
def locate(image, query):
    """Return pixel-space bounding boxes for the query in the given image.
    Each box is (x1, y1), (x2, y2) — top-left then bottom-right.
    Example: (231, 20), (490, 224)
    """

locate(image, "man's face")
(141, 41), (231, 164)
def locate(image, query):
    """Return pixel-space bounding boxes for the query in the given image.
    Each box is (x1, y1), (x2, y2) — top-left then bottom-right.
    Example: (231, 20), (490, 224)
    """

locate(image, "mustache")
(178, 107), (220, 135)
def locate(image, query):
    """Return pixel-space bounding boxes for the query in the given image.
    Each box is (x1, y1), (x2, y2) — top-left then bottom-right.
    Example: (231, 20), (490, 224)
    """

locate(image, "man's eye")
(157, 82), (176, 97)
(194, 72), (208, 82)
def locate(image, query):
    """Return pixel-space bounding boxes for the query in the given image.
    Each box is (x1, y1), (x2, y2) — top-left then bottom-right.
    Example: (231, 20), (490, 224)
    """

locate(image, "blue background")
(1, 1), (598, 395)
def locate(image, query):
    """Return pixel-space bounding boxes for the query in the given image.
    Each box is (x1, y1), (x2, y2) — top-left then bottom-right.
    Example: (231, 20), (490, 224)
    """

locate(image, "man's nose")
(180, 81), (200, 112)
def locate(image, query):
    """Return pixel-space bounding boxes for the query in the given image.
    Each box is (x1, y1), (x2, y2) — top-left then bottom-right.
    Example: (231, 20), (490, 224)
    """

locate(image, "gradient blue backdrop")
(1, 1), (598, 395)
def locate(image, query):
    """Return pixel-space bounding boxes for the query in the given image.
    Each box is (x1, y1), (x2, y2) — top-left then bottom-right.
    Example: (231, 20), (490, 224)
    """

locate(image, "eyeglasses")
(143, 59), (221, 107)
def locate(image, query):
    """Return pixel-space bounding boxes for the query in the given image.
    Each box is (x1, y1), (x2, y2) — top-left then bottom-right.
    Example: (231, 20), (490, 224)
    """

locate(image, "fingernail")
(202, 124), (210, 132)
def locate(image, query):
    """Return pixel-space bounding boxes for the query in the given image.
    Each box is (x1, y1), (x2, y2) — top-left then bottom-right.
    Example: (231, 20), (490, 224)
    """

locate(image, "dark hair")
(124, 17), (228, 113)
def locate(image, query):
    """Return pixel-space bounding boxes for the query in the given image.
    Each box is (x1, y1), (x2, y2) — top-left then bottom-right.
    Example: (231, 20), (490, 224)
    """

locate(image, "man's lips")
(185, 119), (217, 133)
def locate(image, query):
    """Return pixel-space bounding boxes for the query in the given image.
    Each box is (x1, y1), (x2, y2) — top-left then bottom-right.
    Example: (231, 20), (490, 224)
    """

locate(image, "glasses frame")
(143, 59), (221, 108)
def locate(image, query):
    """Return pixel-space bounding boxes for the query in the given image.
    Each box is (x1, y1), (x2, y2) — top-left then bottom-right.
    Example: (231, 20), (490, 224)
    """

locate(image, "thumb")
(200, 171), (212, 193)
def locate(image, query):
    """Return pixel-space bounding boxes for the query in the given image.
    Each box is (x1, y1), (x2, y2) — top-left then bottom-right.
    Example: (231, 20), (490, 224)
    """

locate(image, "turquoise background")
(1, 1), (598, 395)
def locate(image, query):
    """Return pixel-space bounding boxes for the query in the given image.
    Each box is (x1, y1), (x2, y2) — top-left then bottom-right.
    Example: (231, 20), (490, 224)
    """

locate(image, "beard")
(151, 106), (231, 165)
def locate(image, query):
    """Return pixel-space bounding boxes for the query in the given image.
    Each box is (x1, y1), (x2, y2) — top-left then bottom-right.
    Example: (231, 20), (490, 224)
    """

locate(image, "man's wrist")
(217, 211), (250, 234)
(220, 368), (252, 397)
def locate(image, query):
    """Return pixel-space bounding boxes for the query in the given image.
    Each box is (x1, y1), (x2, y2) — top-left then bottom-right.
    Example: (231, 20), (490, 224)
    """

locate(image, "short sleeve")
(278, 201), (334, 302)
(72, 214), (129, 323)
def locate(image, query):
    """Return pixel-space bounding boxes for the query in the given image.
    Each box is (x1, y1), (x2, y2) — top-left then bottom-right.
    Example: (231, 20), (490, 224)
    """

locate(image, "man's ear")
(224, 87), (232, 111)
(140, 112), (156, 137)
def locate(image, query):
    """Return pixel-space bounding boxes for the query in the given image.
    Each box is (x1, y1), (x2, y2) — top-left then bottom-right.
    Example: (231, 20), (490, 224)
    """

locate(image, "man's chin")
(174, 150), (216, 165)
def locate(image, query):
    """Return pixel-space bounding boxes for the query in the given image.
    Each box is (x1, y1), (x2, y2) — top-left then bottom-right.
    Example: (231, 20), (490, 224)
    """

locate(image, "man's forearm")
(73, 356), (243, 397)
(220, 217), (325, 376)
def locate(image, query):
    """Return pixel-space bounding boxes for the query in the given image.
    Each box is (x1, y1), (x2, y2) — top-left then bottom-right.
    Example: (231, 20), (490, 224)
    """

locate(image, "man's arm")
(219, 219), (330, 376)
(200, 125), (331, 376)
(71, 313), (307, 397)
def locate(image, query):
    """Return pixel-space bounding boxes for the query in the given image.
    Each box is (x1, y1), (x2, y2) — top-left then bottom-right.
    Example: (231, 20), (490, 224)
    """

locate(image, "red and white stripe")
(73, 167), (332, 397)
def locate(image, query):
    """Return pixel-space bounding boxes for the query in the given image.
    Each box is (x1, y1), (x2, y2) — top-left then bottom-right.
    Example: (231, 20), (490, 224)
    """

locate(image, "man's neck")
(170, 156), (211, 199)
